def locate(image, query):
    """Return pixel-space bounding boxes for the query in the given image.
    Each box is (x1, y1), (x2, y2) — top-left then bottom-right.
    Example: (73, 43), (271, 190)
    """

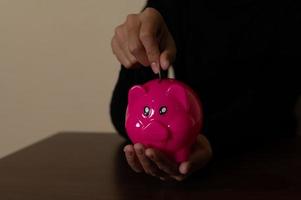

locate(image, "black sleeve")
(203, 81), (300, 158)
(202, 2), (301, 157)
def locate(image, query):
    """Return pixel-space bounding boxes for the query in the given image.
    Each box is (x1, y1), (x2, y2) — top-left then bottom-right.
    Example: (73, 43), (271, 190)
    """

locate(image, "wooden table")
(0, 132), (301, 200)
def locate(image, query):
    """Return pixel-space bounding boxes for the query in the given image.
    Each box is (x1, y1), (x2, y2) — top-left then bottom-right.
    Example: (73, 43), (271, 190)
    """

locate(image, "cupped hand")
(123, 134), (212, 181)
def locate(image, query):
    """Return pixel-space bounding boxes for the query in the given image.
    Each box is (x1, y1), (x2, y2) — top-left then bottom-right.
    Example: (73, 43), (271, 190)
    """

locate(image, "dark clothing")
(110, 0), (301, 156)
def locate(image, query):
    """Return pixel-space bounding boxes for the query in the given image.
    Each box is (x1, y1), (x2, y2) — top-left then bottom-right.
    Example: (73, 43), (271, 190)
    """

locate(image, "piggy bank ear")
(128, 85), (146, 105)
(166, 85), (189, 112)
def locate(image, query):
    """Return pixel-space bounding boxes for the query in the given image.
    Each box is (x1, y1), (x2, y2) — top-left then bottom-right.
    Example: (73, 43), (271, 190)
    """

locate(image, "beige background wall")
(0, 0), (145, 158)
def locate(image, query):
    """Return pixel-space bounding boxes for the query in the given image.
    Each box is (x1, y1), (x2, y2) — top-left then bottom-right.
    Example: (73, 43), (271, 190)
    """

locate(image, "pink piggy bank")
(125, 78), (203, 163)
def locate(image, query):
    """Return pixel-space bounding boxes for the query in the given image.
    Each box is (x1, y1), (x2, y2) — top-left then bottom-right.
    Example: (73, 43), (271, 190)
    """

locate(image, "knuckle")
(128, 43), (143, 54)
(123, 60), (132, 68)
(143, 7), (152, 14)
(143, 7), (157, 15)
(126, 14), (138, 22)
(127, 60), (135, 68)
(143, 8), (162, 21)
(114, 25), (124, 38)
(139, 31), (154, 42)
(129, 57), (137, 65)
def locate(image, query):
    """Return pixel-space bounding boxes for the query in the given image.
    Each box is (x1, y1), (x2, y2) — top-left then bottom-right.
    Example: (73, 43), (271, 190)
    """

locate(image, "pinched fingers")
(111, 7), (176, 73)
(126, 14), (149, 66)
(112, 24), (138, 68)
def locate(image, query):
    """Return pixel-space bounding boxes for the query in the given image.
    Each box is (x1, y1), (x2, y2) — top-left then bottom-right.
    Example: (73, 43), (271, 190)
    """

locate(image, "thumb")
(160, 34), (176, 70)
(178, 151), (206, 175)
(139, 17), (161, 73)
(178, 135), (212, 175)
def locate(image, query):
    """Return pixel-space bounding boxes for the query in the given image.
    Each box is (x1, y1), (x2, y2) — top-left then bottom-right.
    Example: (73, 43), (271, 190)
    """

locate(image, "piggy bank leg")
(175, 148), (190, 163)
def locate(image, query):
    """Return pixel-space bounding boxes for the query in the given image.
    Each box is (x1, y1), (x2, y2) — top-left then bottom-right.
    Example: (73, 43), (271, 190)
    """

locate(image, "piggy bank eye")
(159, 106), (167, 115)
(143, 106), (150, 116)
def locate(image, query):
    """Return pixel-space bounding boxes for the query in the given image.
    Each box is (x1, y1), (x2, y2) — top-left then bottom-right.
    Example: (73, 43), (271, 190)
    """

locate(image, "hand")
(111, 7), (176, 73)
(123, 134), (213, 181)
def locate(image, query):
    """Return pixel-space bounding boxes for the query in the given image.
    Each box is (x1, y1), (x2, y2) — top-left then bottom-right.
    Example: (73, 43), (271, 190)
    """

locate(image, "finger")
(115, 17), (140, 67)
(139, 17), (161, 73)
(178, 161), (193, 175)
(126, 14), (149, 66)
(168, 153), (191, 180)
(178, 153), (206, 176)
(111, 37), (133, 68)
(170, 174), (187, 182)
(121, 42), (139, 68)
(179, 159), (207, 176)
(124, 145), (143, 173)
(159, 51), (171, 71)
(159, 35), (176, 70)
(114, 29), (138, 68)
(178, 137), (212, 175)
(159, 176), (175, 182)
(145, 148), (179, 176)
(134, 143), (165, 177)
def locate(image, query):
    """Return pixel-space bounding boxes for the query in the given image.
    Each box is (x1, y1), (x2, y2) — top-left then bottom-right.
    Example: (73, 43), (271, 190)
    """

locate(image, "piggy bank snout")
(143, 121), (169, 142)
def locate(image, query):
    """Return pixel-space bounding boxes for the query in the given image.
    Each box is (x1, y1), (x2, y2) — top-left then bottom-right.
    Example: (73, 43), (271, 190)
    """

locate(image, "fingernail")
(151, 62), (159, 74)
(161, 60), (170, 70)
(182, 164), (190, 175)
